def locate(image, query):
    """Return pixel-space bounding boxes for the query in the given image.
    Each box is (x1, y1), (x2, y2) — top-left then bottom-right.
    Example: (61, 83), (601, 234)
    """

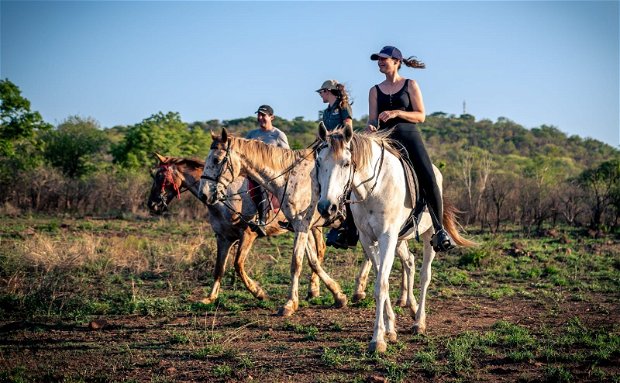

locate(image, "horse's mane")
(162, 157), (205, 170)
(328, 129), (403, 168)
(229, 136), (313, 169)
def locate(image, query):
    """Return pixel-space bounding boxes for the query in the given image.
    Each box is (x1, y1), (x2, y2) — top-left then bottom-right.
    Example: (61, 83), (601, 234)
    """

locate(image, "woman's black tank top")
(375, 79), (412, 129)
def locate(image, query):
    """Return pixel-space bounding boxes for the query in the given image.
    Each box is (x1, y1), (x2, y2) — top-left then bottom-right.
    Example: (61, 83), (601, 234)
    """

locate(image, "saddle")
(247, 179), (281, 211)
(397, 154), (426, 240)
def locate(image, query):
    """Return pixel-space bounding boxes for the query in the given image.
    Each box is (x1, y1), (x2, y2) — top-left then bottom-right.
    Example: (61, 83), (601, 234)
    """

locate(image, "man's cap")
(316, 80), (338, 93)
(255, 105), (274, 116)
(370, 46), (403, 61)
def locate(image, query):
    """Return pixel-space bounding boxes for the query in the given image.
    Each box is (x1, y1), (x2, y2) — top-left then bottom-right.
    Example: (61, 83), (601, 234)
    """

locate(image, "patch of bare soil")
(1, 293), (618, 382)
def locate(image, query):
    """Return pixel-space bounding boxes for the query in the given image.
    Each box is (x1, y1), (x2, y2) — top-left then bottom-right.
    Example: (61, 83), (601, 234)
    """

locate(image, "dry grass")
(0, 219), (219, 318)
(10, 230), (215, 274)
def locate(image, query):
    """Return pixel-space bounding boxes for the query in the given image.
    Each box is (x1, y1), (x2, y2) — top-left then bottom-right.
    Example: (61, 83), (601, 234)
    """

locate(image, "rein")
(201, 138), (320, 227)
(160, 164), (181, 200)
(346, 141), (385, 205)
(200, 139), (234, 188)
(317, 137), (386, 207)
(157, 163), (200, 207)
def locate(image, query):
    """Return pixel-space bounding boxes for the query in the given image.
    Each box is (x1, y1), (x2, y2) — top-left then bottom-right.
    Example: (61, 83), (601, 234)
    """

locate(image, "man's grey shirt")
(245, 127), (290, 149)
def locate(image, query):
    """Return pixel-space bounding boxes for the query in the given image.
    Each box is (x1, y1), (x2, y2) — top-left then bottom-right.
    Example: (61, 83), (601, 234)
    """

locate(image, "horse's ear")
(318, 122), (327, 142)
(210, 130), (217, 140)
(221, 127), (229, 143)
(343, 124), (353, 143)
(154, 152), (167, 163)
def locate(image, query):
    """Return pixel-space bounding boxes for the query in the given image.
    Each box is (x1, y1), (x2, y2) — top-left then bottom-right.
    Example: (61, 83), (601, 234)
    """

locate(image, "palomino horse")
(199, 129), (348, 316)
(147, 153), (327, 303)
(315, 124), (475, 353)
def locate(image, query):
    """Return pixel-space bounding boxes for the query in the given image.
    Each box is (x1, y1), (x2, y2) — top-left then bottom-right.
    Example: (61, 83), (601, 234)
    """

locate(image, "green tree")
(577, 158), (620, 229)
(0, 79), (51, 174)
(42, 116), (110, 178)
(111, 111), (212, 169)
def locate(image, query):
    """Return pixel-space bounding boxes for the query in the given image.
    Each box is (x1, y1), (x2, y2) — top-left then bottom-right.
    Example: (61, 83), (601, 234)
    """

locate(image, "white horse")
(199, 129), (348, 316)
(315, 124), (475, 353)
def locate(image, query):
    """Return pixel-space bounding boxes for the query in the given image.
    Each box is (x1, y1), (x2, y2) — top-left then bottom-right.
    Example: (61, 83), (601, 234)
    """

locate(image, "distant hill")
(194, 112), (618, 173)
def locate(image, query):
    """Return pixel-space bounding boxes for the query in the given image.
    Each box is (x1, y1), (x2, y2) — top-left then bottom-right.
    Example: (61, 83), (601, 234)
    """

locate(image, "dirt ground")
(1, 291), (618, 383)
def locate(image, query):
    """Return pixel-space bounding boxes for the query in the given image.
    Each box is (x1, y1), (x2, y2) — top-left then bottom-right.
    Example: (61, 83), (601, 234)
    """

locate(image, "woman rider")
(367, 46), (455, 252)
(316, 80), (358, 249)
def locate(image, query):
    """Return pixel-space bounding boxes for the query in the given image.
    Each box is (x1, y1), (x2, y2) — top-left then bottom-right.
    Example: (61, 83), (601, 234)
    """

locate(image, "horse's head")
(147, 153), (183, 214)
(199, 128), (240, 205)
(315, 122), (355, 221)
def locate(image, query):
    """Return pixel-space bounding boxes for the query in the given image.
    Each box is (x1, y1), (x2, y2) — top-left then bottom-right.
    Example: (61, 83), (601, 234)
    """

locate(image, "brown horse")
(147, 153), (326, 303)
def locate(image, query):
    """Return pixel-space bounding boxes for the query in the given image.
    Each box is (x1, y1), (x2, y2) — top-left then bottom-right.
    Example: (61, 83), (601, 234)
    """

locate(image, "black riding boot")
(249, 188), (268, 237)
(326, 203), (358, 249)
(389, 123), (455, 252)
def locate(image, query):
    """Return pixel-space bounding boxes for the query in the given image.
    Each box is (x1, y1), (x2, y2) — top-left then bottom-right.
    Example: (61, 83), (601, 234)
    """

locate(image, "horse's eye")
(343, 161), (350, 168)
(213, 158), (221, 165)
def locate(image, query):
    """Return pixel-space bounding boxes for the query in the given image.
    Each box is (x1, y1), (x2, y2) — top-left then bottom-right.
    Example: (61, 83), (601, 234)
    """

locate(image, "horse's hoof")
(199, 297), (216, 305)
(369, 340), (387, 354)
(305, 290), (320, 301)
(387, 331), (398, 343)
(277, 306), (296, 317)
(352, 292), (366, 303)
(395, 298), (407, 308)
(334, 294), (348, 309)
(255, 289), (268, 301)
(413, 323), (426, 335)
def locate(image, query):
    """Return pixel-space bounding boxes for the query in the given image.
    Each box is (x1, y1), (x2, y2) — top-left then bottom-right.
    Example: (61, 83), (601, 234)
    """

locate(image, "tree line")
(1, 79), (618, 233)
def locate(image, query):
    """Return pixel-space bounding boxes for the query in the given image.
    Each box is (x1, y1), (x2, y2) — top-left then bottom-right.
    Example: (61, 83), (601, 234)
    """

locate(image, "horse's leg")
(306, 227), (324, 300)
(384, 291), (397, 343)
(234, 228), (268, 300)
(395, 241), (417, 316)
(303, 232), (347, 309)
(414, 229), (436, 335)
(395, 242), (411, 307)
(201, 235), (234, 304)
(278, 231), (308, 316)
(352, 256), (372, 303)
(368, 234), (397, 354)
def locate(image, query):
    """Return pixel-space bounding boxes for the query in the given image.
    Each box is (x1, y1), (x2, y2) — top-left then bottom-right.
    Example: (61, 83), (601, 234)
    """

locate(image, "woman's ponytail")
(334, 83), (351, 110)
(402, 56), (426, 69)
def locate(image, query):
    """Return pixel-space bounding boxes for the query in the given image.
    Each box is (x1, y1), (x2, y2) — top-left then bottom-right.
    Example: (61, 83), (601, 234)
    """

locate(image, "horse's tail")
(442, 199), (478, 248)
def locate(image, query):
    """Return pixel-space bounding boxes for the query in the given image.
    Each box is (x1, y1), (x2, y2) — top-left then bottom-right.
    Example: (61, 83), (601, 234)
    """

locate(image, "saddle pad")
(247, 178), (280, 211)
(398, 156), (425, 239)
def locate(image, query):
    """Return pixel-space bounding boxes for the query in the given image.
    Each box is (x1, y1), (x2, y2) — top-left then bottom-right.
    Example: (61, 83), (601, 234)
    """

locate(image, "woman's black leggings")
(387, 123), (444, 230)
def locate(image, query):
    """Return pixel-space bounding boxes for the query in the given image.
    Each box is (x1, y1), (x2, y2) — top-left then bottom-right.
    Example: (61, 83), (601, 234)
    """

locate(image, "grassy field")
(0, 215), (618, 382)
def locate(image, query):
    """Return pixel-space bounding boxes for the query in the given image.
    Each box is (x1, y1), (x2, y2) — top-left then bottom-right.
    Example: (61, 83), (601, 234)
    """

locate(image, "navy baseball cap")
(370, 46), (403, 61)
(255, 105), (274, 116)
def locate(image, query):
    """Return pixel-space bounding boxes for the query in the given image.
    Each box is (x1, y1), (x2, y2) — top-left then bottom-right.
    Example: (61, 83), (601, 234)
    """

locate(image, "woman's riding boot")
(431, 227), (455, 252)
(426, 202), (455, 252)
(326, 203), (358, 249)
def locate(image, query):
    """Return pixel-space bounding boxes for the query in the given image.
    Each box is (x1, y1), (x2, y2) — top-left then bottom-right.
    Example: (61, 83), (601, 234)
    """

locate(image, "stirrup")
(248, 220), (267, 237)
(326, 229), (349, 249)
(278, 221), (294, 232)
(430, 228), (455, 252)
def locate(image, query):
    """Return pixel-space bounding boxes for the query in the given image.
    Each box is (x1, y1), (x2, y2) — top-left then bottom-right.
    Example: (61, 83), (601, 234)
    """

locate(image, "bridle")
(200, 137), (318, 227)
(200, 139), (235, 202)
(316, 136), (385, 213)
(155, 163), (196, 208)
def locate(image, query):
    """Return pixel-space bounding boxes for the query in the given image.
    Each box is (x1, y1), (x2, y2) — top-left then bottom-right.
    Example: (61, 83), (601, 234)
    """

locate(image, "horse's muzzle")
(317, 199), (339, 219)
(201, 184), (223, 205)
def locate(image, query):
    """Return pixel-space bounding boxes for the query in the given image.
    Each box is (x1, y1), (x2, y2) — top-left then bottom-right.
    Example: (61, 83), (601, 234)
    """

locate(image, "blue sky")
(1, 1), (618, 147)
